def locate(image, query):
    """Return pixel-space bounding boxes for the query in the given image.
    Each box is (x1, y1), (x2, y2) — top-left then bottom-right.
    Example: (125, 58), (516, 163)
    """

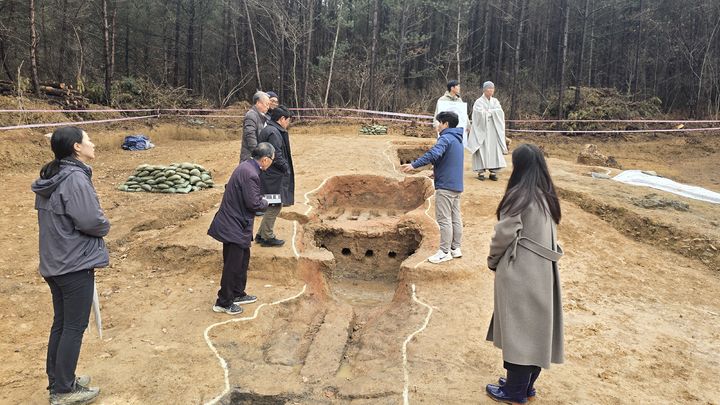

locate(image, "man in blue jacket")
(401, 111), (464, 264)
(208, 143), (274, 314)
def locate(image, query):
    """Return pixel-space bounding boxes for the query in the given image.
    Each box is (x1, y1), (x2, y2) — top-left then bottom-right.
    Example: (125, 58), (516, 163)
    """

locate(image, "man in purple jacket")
(208, 142), (275, 314)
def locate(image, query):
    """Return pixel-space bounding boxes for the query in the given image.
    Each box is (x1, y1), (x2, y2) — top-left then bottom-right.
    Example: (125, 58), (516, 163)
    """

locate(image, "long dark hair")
(40, 126), (85, 179)
(496, 144), (561, 224)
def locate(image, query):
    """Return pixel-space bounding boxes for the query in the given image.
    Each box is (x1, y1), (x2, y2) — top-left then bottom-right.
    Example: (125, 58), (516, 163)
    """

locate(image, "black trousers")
(44, 269), (95, 393)
(504, 361), (541, 387)
(216, 243), (250, 307)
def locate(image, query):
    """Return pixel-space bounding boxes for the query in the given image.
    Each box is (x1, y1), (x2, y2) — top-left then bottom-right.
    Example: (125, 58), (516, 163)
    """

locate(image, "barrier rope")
(1, 106), (719, 133)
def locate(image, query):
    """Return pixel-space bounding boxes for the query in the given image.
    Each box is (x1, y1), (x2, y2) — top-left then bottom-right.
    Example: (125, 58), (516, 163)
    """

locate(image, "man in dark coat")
(208, 143), (275, 315)
(256, 105), (295, 247)
(240, 91), (271, 162)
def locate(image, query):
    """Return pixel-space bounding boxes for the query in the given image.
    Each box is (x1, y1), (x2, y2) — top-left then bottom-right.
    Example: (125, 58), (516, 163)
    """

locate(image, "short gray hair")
(251, 142), (275, 160)
(253, 91), (269, 104)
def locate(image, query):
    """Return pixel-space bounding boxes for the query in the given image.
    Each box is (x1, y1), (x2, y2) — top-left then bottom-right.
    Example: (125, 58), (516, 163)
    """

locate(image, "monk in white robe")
(467, 81), (507, 181)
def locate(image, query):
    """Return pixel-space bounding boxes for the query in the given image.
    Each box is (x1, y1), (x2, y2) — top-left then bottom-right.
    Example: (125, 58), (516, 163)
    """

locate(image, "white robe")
(467, 96), (507, 171)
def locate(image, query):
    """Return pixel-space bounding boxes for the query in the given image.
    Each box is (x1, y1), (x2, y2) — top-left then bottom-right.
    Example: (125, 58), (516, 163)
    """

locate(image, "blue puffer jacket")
(411, 127), (464, 192)
(31, 159), (111, 278)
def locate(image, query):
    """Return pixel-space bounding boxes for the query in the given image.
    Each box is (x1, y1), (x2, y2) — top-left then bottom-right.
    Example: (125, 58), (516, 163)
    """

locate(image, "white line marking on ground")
(402, 284), (434, 405)
(303, 177), (330, 216)
(291, 220), (299, 258)
(383, 140), (397, 172)
(203, 284), (307, 405)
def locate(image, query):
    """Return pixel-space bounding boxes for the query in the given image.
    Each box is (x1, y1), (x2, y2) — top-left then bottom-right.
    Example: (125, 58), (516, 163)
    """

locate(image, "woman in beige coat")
(485, 144), (564, 404)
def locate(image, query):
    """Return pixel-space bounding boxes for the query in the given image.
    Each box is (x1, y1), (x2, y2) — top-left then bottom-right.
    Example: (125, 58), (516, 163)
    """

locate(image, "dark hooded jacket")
(31, 159), (110, 278)
(411, 127), (465, 193)
(207, 159), (269, 247)
(257, 120), (295, 206)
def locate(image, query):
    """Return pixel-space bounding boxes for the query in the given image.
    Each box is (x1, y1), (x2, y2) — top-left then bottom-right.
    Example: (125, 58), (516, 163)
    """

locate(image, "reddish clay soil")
(0, 120), (719, 404)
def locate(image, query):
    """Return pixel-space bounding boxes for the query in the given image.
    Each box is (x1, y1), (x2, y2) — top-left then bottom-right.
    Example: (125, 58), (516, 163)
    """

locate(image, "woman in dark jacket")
(485, 144), (564, 404)
(31, 127), (109, 405)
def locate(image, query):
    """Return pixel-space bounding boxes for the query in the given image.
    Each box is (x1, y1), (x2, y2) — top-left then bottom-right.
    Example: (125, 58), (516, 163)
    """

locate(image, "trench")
(216, 174), (433, 403)
(396, 145), (433, 169)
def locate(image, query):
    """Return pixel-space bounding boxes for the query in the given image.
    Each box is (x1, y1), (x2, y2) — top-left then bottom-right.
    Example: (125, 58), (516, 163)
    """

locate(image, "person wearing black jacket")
(207, 143), (274, 315)
(255, 105), (295, 247)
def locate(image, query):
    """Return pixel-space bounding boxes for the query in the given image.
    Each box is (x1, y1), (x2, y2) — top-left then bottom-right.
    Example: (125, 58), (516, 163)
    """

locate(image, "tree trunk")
(556, 0), (570, 120)
(101, 0), (112, 103)
(292, 41), (299, 108)
(244, 0), (262, 90)
(455, 0), (462, 81)
(509, 0), (528, 126)
(574, 0), (590, 107)
(173, 0), (181, 87)
(29, 0), (41, 96)
(0, 35), (14, 81)
(480, 0), (491, 75)
(368, 0), (379, 109)
(631, 0), (643, 96)
(587, 2), (595, 86)
(495, 1), (508, 82)
(186, 0), (195, 91)
(393, 2), (408, 110)
(57, 0), (69, 82)
(72, 25), (84, 93)
(124, 6), (130, 77)
(324, 0), (342, 108)
(696, 15), (720, 116)
(302, 0), (315, 105)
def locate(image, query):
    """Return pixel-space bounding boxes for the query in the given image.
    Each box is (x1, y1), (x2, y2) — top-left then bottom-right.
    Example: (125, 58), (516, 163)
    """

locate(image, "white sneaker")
(450, 248), (462, 258)
(428, 249), (453, 264)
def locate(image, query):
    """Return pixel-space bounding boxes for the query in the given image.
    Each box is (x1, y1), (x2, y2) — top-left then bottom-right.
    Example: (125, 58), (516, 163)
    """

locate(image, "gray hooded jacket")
(31, 160), (110, 277)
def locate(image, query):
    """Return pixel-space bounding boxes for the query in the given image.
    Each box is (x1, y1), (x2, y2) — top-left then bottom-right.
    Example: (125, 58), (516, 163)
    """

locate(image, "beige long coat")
(486, 201), (564, 369)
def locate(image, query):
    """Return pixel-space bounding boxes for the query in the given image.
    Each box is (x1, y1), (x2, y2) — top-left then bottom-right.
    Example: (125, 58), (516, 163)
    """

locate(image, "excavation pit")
(310, 221), (423, 308)
(396, 145), (433, 169)
(310, 174), (433, 220)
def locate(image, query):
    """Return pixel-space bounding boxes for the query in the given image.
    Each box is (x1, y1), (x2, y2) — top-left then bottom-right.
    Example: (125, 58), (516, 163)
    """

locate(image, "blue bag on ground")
(122, 135), (154, 151)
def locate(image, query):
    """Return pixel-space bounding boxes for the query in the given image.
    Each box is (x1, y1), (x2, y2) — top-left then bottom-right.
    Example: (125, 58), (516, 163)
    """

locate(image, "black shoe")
(489, 172), (499, 181)
(477, 173), (485, 181)
(486, 384), (528, 404)
(212, 303), (244, 315)
(260, 237), (285, 247)
(234, 294), (257, 305)
(498, 377), (536, 398)
(255, 234), (266, 244)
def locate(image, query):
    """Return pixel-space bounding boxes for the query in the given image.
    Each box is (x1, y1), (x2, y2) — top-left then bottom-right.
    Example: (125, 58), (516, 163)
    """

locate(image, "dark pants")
(44, 269), (95, 393)
(215, 243), (250, 307)
(504, 361), (541, 388)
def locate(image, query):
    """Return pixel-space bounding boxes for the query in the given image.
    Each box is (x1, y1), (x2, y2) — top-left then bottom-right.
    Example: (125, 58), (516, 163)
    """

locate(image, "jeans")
(216, 243), (250, 307)
(44, 269), (95, 393)
(435, 189), (463, 252)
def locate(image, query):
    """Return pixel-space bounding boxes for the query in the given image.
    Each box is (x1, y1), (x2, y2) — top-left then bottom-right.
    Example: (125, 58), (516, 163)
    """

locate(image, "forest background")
(1, 0), (719, 120)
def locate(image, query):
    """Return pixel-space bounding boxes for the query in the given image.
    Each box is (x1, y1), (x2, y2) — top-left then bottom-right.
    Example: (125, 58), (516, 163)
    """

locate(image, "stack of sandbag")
(117, 162), (214, 193)
(359, 124), (388, 135)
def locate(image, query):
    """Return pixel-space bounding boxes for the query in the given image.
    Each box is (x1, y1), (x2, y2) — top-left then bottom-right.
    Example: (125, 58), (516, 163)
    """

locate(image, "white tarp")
(612, 170), (720, 204)
(436, 100), (469, 147)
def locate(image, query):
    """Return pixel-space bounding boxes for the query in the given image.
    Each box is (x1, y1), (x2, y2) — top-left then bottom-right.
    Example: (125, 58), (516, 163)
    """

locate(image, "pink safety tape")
(506, 119), (720, 123)
(2, 106), (719, 124)
(294, 115), (432, 124)
(0, 108), (158, 113)
(0, 115), (160, 131)
(507, 127), (720, 134)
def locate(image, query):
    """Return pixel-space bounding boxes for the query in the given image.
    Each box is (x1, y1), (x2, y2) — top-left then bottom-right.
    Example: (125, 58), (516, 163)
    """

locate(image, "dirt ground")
(0, 119), (719, 404)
